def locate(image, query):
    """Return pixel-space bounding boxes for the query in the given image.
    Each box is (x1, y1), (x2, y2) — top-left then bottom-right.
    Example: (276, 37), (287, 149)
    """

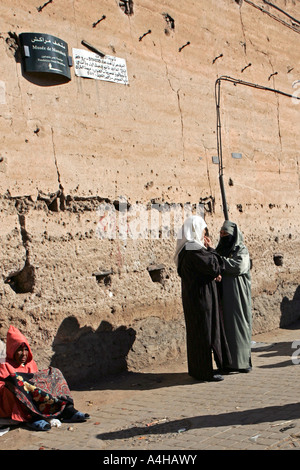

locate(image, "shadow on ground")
(96, 402), (300, 441)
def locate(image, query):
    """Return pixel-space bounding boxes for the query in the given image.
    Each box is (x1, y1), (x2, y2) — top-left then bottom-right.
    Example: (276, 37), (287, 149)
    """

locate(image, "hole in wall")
(5, 264), (35, 293)
(199, 196), (215, 214)
(273, 254), (284, 266)
(113, 198), (131, 212)
(119, 0), (134, 16)
(163, 13), (175, 34)
(147, 264), (165, 285)
(93, 270), (113, 286)
(5, 32), (21, 61)
(5, 213), (36, 293)
(38, 191), (64, 212)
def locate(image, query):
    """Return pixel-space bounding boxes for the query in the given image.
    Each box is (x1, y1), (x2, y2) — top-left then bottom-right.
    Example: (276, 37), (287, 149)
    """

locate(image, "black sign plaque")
(19, 32), (71, 80)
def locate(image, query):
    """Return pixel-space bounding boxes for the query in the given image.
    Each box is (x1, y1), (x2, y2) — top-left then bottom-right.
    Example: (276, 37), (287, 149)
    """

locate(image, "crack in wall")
(4, 193), (215, 214)
(161, 56), (185, 161)
(201, 142), (214, 195)
(51, 127), (65, 210)
(176, 89), (185, 161)
(267, 60), (283, 169)
(239, 7), (248, 57)
(17, 213), (31, 260)
(274, 88), (283, 169)
(237, 11), (283, 174)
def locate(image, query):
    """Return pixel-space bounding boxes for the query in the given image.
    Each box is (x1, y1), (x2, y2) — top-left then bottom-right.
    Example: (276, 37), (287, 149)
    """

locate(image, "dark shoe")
(218, 367), (233, 375)
(210, 374), (224, 382)
(221, 366), (252, 374)
(238, 367), (252, 373)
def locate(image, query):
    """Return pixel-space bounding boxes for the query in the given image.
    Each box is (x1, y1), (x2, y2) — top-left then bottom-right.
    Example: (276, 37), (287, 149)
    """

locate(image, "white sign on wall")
(72, 48), (129, 85)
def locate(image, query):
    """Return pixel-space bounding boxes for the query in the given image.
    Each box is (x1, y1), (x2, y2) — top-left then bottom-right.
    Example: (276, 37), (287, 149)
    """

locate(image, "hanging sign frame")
(19, 32), (72, 80)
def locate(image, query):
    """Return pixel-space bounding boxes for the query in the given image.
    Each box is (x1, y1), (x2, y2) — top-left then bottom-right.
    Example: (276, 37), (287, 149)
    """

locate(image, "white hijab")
(174, 215), (207, 267)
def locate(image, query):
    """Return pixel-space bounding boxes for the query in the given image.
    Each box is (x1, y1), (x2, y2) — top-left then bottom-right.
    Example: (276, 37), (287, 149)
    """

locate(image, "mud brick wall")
(0, 0), (299, 385)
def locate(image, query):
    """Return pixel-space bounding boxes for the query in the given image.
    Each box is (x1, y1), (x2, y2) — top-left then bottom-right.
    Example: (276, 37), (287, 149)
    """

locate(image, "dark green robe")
(216, 224), (252, 370)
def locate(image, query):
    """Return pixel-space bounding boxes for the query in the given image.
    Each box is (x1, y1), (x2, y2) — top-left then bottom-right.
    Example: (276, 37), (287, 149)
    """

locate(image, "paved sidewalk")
(1, 321), (300, 452)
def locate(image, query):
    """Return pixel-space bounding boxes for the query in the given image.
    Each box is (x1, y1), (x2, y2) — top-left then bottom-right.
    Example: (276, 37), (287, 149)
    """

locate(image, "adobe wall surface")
(0, 0), (299, 384)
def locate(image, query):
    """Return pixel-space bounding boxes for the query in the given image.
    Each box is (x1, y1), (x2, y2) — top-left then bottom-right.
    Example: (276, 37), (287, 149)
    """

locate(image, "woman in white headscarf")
(175, 216), (231, 382)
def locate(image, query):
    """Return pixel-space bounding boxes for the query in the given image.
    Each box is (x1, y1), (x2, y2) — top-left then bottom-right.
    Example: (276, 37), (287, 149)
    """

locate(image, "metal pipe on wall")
(214, 75), (299, 221)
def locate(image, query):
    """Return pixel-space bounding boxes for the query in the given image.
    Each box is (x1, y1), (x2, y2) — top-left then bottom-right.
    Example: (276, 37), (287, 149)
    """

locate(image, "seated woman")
(0, 325), (90, 431)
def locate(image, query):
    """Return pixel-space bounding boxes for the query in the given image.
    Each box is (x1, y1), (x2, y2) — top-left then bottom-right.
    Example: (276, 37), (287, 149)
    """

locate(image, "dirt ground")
(0, 351), (189, 450)
(0, 326), (293, 451)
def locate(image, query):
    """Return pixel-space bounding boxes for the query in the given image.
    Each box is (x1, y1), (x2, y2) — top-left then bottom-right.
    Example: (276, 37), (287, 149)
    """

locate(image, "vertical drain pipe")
(215, 78), (229, 220)
(214, 75), (300, 221)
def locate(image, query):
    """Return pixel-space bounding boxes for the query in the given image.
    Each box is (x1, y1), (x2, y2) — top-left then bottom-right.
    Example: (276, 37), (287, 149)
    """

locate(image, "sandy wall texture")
(0, 0), (299, 384)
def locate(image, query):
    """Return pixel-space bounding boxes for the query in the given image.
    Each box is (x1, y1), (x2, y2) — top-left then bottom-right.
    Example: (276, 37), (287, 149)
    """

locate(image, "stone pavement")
(1, 321), (300, 453)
